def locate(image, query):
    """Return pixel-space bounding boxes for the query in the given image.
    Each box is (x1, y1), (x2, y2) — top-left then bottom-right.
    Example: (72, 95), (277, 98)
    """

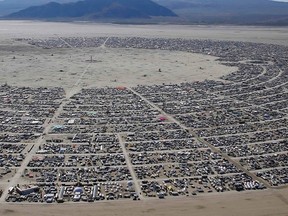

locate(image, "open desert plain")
(0, 21), (288, 216)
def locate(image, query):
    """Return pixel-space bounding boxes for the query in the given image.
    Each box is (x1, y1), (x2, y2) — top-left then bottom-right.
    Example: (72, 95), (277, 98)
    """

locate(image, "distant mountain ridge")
(0, 0), (77, 16)
(4, 0), (177, 20)
(155, 0), (288, 25)
(2, 0), (288, 25)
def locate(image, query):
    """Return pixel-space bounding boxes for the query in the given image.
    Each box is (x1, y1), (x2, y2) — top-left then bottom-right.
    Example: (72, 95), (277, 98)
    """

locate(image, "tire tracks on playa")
(56, 35), (110, 97)
(71, 37), (110, 90)
(74, 36), (110, 87)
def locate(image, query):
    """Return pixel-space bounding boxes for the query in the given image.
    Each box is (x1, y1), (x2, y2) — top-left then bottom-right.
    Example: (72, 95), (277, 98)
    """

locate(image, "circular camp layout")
(0, 33), (288, 214)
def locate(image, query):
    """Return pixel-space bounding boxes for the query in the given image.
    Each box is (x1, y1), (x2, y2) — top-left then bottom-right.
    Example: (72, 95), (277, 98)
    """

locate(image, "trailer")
(57, 186), (65, 203)
(92, 185), (98, 200)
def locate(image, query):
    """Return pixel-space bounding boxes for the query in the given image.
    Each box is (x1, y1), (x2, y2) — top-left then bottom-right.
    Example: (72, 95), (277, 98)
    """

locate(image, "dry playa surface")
(0, 21), (287, 90)
(0, 21), (288, 45)
(1, 189), (288, 216)
(0, 42), (236, 89)
(0, 21), (288, 216)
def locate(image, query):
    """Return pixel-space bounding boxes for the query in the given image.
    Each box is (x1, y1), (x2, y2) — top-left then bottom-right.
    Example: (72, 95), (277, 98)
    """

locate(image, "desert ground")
(1, 21), (287, 90)
(0, 21), (288, 216)
(0, 40), (237, 90)
(0, 21), (288, 45)
(1, 189), (288, 216)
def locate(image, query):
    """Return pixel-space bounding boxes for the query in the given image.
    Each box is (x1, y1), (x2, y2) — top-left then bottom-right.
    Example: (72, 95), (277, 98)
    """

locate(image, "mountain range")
(3, 0), (177, 20)
(1, 0), (288, 25)
(154, 0), (288, 25)
(0, 0), (76, 15)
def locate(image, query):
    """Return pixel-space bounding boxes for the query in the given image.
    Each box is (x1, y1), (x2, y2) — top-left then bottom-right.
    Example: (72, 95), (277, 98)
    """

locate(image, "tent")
(73, 187), (84, 194)
(158, 116), (167, 121)
(116, 86), (126, 90)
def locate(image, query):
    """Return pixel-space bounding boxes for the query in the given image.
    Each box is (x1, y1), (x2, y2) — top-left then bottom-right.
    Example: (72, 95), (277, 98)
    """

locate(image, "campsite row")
(2, 36), (288, 202)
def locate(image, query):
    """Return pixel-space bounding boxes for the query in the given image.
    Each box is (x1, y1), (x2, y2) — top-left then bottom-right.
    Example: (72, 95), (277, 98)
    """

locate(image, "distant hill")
(2, 0), (288, 25)
(4, 0), (177, 20)
(0, 0), (78, 16)
(154, 0), (288, 25)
